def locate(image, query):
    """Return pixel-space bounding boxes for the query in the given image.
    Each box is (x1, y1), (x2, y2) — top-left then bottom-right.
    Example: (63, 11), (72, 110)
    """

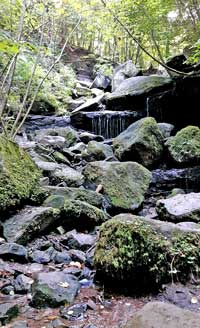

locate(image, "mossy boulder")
(61, 200), (110, 231)
(83, 161), (151, 212)
(166, 126), (200, 165)
(113, 117), (164, 167)
(94, 214), (200, 290)
(0, 137), (41, 213)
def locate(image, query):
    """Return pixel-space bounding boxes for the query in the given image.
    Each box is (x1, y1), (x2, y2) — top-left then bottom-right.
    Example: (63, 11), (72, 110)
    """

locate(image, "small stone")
(60, 303), (87, 321)
(30, 250), (51, 264)
(68, 250), (86, 264)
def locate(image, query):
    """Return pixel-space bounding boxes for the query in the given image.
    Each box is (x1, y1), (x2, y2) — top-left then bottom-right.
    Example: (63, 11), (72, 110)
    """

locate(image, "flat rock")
(123, 301), (200, 328)
(3, 206), (60, 245)
(31, 271), (80, 308)
(156, 192), (200, 223)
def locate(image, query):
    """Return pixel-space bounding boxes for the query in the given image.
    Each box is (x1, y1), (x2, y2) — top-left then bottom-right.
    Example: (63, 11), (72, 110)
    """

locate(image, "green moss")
(166, 126), (200, 164)
(0, 137), (41, 212)
(94, 215), (200, 288)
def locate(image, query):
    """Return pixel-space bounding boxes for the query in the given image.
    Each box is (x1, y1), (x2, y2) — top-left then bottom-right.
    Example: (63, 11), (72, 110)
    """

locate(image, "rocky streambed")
(1, 58), (200, 327)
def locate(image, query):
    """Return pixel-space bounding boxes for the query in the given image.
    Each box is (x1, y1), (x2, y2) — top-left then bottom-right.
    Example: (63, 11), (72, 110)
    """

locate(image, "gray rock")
(83, 161), (151, 212)
(35, 135), (66, 148)
(3, 206), (60, 245)
(156, 192), (200, 223)
(82, 141), (114, 162)
(14, 274), (34, 293)
(68, 249), (86, 263)
(0, 303), (19, 325)
(72, 94), (104, 114)
(52, 251), (71, 264)
(158, 123), (175, 138)
(34, 127), (79, 148)
(11, 321), (28, 328)
(0, 243), (27, 262)
(123, 301), (200, 328)
(112, 60), (140, 92)
(113, 117), (164, 167)
(30, 250), (51, 264)
(64, 230), (96, 251)
(69, 142), (87, 153)
(91, 73), (111, 90)
(31, 271), (80, 308)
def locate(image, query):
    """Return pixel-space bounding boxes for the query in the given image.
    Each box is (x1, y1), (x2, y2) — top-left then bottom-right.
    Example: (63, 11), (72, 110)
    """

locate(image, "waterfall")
(146, 97), (150, 117)
(90, 111), (136, 139)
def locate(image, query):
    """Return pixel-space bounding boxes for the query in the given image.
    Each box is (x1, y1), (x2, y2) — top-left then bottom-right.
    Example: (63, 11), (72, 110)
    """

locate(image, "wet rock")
(166, 126), (200, 165)
(64, 230), (96, 251)
(112, 60), (140, 92)
(52, 151), (71, 165)
(166, 53), (193, 73)
(82, 141), (114, 162)
(60, 303), (87, 321)
(156, 192), (200, 223)
(0, 243), (27, 262)
(123, 301), (200, 328)
(83, 161), (151, 212)
(0, 303), (19, 325)
(14, 274), (34, 293)
(107, 75), (172, 111)
(31, 271), (80, 308)
(3, 206), (60, 245)
(44, 186), (105, 209)
(51, 165), (84, 187)
(63, 267), (82, 277)
(79, 131), (104, 144)
(94, 214), (200, 288)
(113, 117), (164, 167)
(158, 123), (174, 138)
(62, 200), (110, 231)
(29, 250), (51, 264)
(44, 195), (66, 209)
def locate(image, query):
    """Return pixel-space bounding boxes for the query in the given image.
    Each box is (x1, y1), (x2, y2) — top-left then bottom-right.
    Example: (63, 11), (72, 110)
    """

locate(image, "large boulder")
(156, 192), (200, 223)
(31, 272), (80, 308)
(166, 126), (200, 165)
(123, 301), (200, 328)
(94, 214), (200, 288)
(113, 117), (164, 167)
(3, 206), (60, 245)
(112, 60), (140, 92)
(0, 137), (41, 213)
(83, 161), (151, 212)
(107, 75), (172, 111)
(34, 126), (79, 148)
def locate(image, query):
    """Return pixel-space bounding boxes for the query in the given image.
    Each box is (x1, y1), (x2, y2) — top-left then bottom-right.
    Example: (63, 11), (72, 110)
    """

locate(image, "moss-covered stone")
(0, 137), (41, 213)
(61, 200), (110, 231)
(166, 126), (200, 165)
(94, 214), (200, 290)
(113, 117), (164, 167)
(83, 161), (151, 212)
